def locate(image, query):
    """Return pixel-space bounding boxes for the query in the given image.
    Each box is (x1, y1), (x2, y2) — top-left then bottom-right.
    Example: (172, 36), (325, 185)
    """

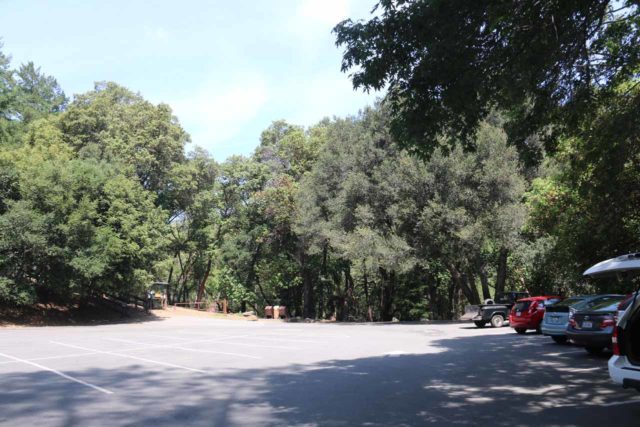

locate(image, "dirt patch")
(157, 306), (259, 321)
(0, 302), (160, 327)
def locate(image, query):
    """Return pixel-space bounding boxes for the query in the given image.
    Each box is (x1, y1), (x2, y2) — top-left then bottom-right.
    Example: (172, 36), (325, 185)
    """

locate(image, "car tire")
(515, 328), (527, 334)
(551, 336), (568, 344)
(490, 315), (505, 328)
(535, 325), (542, 334)
(474, 321), (487, 328)
(585, 346), (605, 355)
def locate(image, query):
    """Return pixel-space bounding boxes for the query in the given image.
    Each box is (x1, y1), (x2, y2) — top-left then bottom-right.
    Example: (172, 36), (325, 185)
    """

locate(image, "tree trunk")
(363, 261), (373, 322)
(495, 248), (508, 298)
(379, 268), (394, 321)
(245, 243), (262, 290)
(448, 264), (479, 305)
(195, 257), (212, 304)
(301, 247), (315, 319)
(479, 266), (492, 301)
(467, 269), (481, 304)
(166, 263), (174, 304)
(317, 243), (328, 319)
(450, 273), (460, 319)
(343, 267), (355, 321)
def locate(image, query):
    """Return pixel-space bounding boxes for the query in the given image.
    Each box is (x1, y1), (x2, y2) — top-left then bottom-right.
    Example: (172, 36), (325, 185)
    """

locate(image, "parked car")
(509, 296), (562, 334)
(542, 294), (628, 344)
(610, 292), (640, 391)
(470, 291), (529, 328)
(541, 296), (588, 344)
(566, 295), (625, 354)
(582, 253), (640, 390)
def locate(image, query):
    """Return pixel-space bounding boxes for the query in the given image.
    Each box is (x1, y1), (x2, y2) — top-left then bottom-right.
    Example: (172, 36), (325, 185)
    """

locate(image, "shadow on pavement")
(1, 328), (639, 426)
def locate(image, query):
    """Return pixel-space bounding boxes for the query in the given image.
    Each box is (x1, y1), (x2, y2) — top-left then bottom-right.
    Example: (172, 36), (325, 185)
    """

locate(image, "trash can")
(264, 306), (274, 319)
(275, 306), (287, 319)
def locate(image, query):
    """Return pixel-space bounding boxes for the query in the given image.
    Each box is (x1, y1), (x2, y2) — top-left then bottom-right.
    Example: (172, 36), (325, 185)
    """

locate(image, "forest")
(0, 0), (639, 321)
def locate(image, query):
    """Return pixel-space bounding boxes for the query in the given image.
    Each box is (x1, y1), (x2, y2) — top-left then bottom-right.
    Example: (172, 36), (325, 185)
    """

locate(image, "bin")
(264, 306), (274, 319)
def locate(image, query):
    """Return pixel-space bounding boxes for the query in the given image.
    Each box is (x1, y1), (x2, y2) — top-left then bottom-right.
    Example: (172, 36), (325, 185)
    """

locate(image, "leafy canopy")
(334, 1), (640, 159)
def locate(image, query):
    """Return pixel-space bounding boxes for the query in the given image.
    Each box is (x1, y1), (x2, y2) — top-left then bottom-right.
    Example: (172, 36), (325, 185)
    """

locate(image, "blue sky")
(0, 0), (382, 160)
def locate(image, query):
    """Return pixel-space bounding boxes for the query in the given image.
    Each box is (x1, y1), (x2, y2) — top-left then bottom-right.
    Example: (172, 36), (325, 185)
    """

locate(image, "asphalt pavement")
(0, 316), (639, 426)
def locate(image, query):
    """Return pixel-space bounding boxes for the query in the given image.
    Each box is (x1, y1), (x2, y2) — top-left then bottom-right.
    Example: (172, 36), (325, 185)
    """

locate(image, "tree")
(14, 62), (67, 123)
(58, 82), (189, 209)
(524, 82), (640, 292)
(334, 1), (640, 159)
(0, 137), (168, 304)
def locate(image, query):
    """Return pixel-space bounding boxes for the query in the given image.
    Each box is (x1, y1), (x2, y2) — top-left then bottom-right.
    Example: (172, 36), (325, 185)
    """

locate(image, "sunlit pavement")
(0, 317), (638, 426)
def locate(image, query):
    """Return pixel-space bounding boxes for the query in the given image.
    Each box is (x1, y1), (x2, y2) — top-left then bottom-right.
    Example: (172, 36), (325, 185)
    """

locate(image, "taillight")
(612, 326), (620, 355)
(600, 319), (615, 328)
(568, 317), (577, 328)
(600, 315), (616, 329)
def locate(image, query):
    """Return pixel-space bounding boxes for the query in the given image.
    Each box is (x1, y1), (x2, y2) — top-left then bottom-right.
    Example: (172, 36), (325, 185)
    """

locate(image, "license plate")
(550, 317), (560, 324)
(582, 321), (593, 328)
(516, 312), (521, 316)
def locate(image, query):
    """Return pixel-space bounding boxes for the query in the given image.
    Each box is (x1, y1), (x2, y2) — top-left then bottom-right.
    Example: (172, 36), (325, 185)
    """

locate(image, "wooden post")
(223, 299), (228, 314)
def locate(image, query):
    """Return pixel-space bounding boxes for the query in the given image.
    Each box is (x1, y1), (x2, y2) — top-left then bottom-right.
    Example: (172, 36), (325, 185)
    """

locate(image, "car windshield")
(583, 296), (626, 312)
(513, 301), (531, 311)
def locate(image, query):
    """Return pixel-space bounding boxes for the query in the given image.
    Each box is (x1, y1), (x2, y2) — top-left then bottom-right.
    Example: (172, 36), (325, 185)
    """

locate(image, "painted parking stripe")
(217, 341), (300, 350)
(50, 341), (207, 373)
(103, 337), (262, 359)
(0, 351), (101, 366)
(0, 351), (113, 395)
(103, 334), (251, 351)
(249, 336), (321, 344)
(172, 346), (262, 359)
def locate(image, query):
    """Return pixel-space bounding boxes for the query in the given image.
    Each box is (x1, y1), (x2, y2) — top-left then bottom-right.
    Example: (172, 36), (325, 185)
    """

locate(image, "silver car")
(541, 295), (619, 344)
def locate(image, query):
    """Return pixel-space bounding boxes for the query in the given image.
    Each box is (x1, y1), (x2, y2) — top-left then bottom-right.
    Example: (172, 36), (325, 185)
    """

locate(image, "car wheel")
(474, 321), (486, 328)
(551, 336), (568, 344)
(585, 346), (605, 355)
(490, 315), (505, 328)
(535, 325), (542, 334)
(515, 328), (527, 334)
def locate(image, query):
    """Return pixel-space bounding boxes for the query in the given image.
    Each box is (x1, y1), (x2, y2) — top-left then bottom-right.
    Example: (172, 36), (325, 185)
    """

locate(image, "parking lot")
(1, 317), (639, 426)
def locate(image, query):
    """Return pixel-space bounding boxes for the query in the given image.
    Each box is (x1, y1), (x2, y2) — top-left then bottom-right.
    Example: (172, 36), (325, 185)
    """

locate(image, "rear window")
(551, 297), (584, 308)
(578, 295), (624, 311)
(513, 301), (531, 311)
(543, 298), (562, 307)
(586, 296), (626, 312)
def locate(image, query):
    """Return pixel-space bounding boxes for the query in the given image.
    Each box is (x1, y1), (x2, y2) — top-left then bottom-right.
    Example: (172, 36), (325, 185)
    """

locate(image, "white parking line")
(262, 331), (352, 339)
(104, 337), (262, 359)
(0, 351), (113, 395)
(220, 341), (301, 350)
(250, 336), (321, 344)
(103, 334), (251, 351)
(143, 334), (194, 341)
(0, 351), (101, 366)
(135, 332), (303, 350)
(172, 347), (262, 359)
(50, 341), (207, 373)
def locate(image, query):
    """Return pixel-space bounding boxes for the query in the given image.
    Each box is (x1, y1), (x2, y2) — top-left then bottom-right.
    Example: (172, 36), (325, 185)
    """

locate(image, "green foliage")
(58, 82), (189, 208)
(524, 83), (640, 291)
(1, 26), (637, 321)
(334, 1), (640, 160)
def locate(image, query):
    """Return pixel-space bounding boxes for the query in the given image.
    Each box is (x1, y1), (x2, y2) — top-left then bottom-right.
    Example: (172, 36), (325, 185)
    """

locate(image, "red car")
(509, 296), (563, 334)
